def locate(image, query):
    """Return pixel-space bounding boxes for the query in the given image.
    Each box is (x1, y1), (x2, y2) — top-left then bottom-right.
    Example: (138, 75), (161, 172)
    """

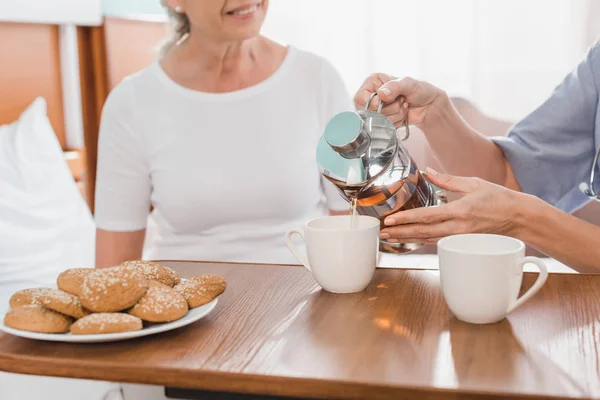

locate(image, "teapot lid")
(323, 111), (363, 148)
(317, 108), (398, 186)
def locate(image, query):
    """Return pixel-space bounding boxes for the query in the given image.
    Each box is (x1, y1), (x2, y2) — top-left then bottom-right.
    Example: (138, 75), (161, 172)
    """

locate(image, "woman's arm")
(381, 168), (600, 273)
(95, 229), (146, 269)
(94, 82), (152, 268)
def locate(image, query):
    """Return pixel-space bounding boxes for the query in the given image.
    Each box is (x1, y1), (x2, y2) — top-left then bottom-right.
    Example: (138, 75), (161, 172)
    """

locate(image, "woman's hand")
(354, 75), (448, 128)
(380, 168), (533, 243)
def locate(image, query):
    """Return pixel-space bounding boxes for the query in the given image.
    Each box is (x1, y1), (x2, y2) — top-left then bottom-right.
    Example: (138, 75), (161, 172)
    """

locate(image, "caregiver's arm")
(357, 41), (600, 207)
(521, 199), (600, 273)
(355, 75), (520, 190)
(381, 169), (600, 273)
(416, 92), (520, 190)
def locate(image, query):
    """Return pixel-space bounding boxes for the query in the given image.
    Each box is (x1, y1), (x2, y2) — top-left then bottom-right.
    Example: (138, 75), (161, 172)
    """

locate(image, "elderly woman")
(95, 0), (351, 268)
(355, 41), (600, 273)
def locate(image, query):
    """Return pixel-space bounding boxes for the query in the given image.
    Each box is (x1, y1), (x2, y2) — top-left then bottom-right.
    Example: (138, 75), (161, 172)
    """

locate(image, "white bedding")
(0, 98), (95, 313)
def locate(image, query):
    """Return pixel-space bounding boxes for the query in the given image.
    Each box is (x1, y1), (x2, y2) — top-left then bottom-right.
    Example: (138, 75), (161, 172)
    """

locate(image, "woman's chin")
(222, 15), (265, 38)
(223, 28), (263, 42)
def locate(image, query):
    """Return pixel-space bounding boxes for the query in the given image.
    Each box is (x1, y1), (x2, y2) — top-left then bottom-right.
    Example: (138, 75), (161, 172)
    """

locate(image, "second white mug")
(438, 234), (548, 324)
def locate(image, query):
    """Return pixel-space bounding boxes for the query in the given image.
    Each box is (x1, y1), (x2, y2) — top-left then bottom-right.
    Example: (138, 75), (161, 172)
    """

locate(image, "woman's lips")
(225, 3), (261, 20)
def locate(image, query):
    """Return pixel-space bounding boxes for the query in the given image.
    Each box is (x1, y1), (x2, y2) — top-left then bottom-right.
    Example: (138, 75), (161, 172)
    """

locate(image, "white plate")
(0, 298), (217, 343)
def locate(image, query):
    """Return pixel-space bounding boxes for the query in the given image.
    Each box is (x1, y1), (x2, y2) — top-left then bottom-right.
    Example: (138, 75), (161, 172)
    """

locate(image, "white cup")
(285, 215), (380, 293)
(438, 234), (548, 324)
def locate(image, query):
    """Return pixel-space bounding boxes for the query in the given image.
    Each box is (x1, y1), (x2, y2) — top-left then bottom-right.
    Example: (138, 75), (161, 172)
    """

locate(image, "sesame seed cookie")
(128, 281), (188, 323)
(57, 268), (94, 296)
(39, 289), (90, 319)
(173, 274), (226, 309)
(4, 305), (72, 333)
(80, 267), (148, 312)
(119, 260), (181, 287)
(9, 288), (53, 309)
(70, 313), (143, 335)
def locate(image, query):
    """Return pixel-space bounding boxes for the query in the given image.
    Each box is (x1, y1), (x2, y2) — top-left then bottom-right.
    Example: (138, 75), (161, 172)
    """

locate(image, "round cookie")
(120, 260), (181, 287)
(57, 268), (94, 296)
(4, 305), (72, 333)
(9, 288), (53, 309)
(80, 267), (148, 312)
(39, 289), (90, 319)
(174, 274), (226, 309)
(128, 281), (188, 323)
(71, 313), (143, 335)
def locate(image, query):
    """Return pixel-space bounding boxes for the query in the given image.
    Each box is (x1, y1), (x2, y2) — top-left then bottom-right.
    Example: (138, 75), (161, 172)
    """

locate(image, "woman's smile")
(224, 2), (262, 21)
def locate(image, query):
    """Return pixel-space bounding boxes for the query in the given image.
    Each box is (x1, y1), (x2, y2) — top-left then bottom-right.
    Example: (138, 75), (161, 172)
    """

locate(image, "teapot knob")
(323, 111), (370, 157)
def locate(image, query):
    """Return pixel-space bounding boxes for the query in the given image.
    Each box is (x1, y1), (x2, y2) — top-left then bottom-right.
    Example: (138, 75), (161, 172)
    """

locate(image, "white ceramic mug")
(438, 234), (548, 324)
(285, 215), (380, 293)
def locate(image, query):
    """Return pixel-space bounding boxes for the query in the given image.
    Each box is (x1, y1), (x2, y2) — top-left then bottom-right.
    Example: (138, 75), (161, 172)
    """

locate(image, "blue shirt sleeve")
(491, 41), (600, 213)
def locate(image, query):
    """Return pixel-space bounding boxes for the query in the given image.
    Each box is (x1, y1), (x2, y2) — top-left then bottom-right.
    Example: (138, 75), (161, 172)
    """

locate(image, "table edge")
(0, 355), (588, 400)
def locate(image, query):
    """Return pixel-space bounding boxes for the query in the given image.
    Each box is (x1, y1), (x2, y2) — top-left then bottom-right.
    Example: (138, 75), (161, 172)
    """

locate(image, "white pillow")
(0, 98), (95, 312)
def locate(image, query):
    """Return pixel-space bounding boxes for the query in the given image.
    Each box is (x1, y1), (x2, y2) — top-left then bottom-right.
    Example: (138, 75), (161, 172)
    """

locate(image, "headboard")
(0, 21), (87, 198)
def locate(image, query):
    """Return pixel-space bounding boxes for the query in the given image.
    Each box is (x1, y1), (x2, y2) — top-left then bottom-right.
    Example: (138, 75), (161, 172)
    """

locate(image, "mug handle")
(285, 228), (311, 272)
(506, 256), (549, 314)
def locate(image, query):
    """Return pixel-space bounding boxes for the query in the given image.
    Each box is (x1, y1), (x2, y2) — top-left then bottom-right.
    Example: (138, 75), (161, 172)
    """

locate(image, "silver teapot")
(316, 93), (446, 254)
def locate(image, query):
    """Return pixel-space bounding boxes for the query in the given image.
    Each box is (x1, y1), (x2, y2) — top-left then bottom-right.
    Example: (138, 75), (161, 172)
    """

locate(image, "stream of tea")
(350, 197), (358, 229)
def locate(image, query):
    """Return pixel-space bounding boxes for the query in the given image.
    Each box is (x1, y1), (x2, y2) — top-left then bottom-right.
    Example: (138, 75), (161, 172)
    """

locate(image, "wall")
(0, 0), (102, 26)
(103, 0), (165, 18)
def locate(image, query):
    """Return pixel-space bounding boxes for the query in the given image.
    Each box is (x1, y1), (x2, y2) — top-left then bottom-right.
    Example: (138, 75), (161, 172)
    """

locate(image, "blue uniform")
(492, 41), (600, 213)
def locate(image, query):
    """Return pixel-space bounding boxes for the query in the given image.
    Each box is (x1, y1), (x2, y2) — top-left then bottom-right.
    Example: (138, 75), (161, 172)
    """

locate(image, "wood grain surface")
(77, 24), (108, 212)
(0, 262), (599, 400)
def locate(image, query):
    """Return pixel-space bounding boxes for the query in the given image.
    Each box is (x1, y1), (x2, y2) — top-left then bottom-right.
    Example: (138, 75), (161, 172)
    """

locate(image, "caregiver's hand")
(380, 168), (536, 243)
(354, 74), (447, 128)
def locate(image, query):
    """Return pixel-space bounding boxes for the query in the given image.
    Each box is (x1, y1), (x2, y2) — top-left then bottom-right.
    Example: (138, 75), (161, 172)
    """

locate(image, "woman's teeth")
(230, 4), (259, 15)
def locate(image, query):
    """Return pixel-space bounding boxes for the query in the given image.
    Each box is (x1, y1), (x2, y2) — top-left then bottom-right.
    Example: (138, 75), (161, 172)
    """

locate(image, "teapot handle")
(365, 92), (384, 113)
(365, 92), (410, 142)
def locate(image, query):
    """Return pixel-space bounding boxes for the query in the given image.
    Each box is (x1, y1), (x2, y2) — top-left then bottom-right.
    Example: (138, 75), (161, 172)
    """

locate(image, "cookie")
(9, 288), (53, 309)
(39, 289), (90, 319)
(174, 274), (226, 309)
(57, 268), (94, 296)
(120, 260), (181, 287)
(4, 305), (72, 333)
(128, 281), (188, 323)
(80, 267), (148, 312)
(71, 313), (143, 335)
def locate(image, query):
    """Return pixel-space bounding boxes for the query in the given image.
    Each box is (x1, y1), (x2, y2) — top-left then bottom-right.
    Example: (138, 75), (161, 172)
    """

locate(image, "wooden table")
(0, 262), (599, 400)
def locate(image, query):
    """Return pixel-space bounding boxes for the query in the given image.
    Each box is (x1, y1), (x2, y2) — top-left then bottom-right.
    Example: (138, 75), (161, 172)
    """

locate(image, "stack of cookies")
(3, 261), (226, 335)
